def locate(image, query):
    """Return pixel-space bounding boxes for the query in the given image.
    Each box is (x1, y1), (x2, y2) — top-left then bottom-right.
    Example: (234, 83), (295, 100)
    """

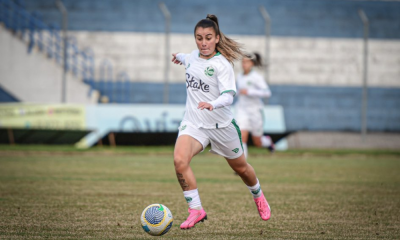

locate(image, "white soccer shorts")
(177, 120), (244, 159)
(235, 108), (264, 136)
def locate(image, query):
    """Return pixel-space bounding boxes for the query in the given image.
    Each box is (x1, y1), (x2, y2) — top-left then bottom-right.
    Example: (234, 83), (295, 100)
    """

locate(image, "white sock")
(183, 189), (202, 210)
(247, 179), (263, 198)
(243, 143), (248, 159)
(261, 136), (272, 148)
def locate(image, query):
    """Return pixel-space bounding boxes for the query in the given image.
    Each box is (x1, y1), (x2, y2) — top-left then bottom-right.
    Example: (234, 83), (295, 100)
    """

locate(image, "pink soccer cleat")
(254, 192), (271, 221)
(180, 208), (207, 229)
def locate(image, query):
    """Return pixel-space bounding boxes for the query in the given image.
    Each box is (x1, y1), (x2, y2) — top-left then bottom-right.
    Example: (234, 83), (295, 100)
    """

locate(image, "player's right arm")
(171, 53), (182, 65)
(171, 53), (189, 65)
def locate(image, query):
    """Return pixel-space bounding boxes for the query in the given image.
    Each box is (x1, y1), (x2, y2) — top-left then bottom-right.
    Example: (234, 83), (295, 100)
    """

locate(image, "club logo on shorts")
(180, 125), (187, 131)
(204, 66), (215, 77)
(232, 148), (239, 153)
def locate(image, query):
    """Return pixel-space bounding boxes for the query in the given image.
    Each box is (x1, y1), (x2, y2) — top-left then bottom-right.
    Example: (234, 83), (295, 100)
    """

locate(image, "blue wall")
(84, 80), (400, 132)
(270, 86), (400, 132)
(24, 0), (400, 39)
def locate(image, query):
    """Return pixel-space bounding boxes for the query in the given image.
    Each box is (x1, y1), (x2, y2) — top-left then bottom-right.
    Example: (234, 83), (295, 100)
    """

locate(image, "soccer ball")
(140, 204), (173, 236)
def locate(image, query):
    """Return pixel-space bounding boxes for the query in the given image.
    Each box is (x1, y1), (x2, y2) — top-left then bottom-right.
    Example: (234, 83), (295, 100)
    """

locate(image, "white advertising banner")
(76, 104), (287, 150)
(0, 103), (287, 150)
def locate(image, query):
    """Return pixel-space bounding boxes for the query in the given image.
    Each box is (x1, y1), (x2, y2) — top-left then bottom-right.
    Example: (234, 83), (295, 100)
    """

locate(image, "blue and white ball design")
(141, 204), (173, 236)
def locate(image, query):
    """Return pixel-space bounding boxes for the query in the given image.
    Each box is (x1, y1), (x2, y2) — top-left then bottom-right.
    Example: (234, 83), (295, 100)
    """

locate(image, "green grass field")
(0, 145), (399, 239)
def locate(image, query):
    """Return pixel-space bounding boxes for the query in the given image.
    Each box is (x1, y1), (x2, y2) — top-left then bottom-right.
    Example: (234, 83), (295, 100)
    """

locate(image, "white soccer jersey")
(176, 50), (236, 129)
(236, 70), (271, 113)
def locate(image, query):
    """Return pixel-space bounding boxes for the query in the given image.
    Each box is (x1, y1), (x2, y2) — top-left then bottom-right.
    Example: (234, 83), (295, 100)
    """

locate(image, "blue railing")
(0, 0), (94, 81)
(1, 0), (138, 104)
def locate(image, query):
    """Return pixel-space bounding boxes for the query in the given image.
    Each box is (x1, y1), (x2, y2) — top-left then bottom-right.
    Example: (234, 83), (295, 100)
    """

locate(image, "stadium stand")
(1, 0), (399, 132)
(0, 84), (18, 102)
(0, 0), (99, 103)
(22, 0), (400, 38)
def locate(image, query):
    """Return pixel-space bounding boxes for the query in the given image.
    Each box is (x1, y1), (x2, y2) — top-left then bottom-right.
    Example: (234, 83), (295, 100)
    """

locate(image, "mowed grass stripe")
(0, 150), (399, 239)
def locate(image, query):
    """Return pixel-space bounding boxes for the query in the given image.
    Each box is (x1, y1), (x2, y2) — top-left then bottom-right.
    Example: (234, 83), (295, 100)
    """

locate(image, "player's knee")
(173, 154), (190, 171)
(234, 164), (249, 176)
(252, 138), (262, 147)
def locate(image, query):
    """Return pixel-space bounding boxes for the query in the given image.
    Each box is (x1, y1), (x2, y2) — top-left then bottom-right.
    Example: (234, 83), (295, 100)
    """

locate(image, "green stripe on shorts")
(231, 119), (244, 152)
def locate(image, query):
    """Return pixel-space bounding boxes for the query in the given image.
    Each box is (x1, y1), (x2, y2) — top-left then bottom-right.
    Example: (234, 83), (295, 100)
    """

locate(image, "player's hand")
(198, 102), (214, 111)
(240, 89), (248, 95)
(171, 53), (182, 65)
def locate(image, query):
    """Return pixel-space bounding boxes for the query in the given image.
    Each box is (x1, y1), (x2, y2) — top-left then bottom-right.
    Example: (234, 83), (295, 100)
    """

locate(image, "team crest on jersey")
(204, 66), (215, 77)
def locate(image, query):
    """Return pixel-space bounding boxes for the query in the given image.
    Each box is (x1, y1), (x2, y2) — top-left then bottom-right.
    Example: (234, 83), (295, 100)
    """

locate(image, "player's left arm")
(198, 62), (236, 111)
(198, 91), (234, 111)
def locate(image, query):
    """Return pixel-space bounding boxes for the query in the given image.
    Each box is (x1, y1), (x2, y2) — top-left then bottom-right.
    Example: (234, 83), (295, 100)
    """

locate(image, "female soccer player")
(235, 53), (275, 159)
(171, 14), (271, 230)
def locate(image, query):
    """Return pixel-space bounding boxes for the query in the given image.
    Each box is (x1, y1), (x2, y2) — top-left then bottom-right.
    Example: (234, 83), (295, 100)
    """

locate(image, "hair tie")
(206, 16), (219, 28)
(247, 53), (256, 60)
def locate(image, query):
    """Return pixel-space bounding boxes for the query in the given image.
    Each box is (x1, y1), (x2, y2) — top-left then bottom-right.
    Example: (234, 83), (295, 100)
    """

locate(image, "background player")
(235, 53), (275, 159)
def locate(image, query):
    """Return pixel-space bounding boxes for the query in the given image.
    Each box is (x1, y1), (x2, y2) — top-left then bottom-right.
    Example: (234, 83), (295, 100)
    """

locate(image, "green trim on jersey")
(220, 90), (236, 97)
(198, 51), (221, 59)
(231, 119), (244, 151)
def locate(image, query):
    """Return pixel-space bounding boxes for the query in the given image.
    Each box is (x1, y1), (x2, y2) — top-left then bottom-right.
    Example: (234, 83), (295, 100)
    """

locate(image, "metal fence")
(0, 0), (96, 81)
(0, 0), (137, 103)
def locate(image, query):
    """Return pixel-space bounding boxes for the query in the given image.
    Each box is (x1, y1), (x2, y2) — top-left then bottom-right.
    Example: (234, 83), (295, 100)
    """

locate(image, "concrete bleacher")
(21, 0), (400, 87)
(22, 0), (400, 86)
(24, 0), (400, 38)
(66, 33), (400, 88)
(0, 25), (98, 104)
